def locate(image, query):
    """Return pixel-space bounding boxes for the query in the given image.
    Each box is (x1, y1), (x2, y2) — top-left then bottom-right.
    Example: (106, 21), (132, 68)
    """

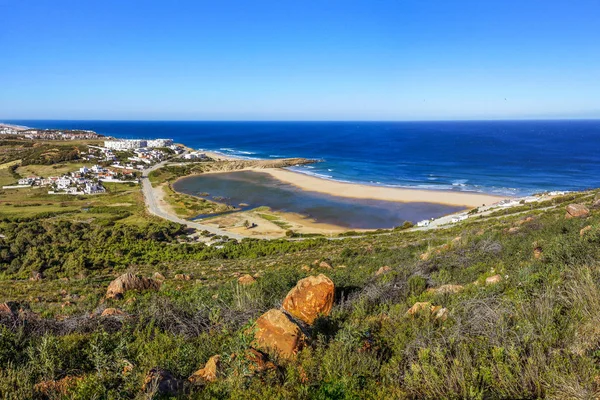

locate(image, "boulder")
(142, 368), (186, 396)
(105, 273), (161, 299)
(101, 308), (126, 317)
(407, 302), (448, 320)
(253, 309), (305, 359)
(153, 272), (166, 281)
(375, 266), (392, 276)
(189, 355), (221, 384)
(238, 274), (256, 285)
(566, 204), (590, 219)
(175, 274), (191, 281)
(486, 274), (502, 285)
(318, 261), (332, 269)
(427, 284), (464, 295)
(282, 274), (335, 325)
(406, 301), (433, 316)
(580, 225), (592, 236)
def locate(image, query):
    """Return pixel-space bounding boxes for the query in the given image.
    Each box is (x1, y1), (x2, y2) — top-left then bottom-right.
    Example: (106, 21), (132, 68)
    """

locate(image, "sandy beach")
(257, 168), (508, 207)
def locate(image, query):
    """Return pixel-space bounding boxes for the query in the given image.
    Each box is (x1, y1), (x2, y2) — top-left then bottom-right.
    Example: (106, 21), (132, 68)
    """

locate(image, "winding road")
(141, 158), (249, 240)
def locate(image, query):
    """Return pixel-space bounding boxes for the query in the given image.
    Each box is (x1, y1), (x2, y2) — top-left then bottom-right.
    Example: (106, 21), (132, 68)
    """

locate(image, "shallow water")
(173, 171), (465, 229)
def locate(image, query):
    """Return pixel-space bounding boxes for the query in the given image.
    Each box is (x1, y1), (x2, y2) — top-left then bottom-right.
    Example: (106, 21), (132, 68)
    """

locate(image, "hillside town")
(8, 164), (138, 195)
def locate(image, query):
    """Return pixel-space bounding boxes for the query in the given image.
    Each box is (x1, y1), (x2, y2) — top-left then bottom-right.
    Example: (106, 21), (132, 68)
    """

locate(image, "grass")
(2, 139), (600, 398)
(257, 212), (292, 229)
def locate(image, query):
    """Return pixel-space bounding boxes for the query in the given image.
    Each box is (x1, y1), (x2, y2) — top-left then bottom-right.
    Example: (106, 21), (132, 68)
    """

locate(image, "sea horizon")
(5, 119), (600, 197)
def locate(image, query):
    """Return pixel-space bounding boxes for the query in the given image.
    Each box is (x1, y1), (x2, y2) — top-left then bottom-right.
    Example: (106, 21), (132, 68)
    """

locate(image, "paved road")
(141, 158), (249, 240)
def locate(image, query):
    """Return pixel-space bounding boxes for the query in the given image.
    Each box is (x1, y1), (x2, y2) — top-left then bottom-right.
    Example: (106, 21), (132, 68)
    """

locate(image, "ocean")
(7, 120), (600, 196)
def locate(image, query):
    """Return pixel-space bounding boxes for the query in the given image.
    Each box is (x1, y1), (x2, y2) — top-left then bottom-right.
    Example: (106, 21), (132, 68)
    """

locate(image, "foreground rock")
(565, 204), (590, 219)
(254, 309), (306, 359)
(143, 368), (186, 396)
(486, 274), (503, 285)
(406, 301), (448, 320)
(106, 273), (161, 299)
(427, 284), (464, 295)
(189, 355), (222, 384)
(238, 274), (256, 285)
(101, 308), (126, 317)
(282, 274), (335, 325)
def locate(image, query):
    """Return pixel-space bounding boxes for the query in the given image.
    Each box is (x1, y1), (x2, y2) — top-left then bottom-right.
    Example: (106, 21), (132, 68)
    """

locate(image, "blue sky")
(1, 0), (599, 120)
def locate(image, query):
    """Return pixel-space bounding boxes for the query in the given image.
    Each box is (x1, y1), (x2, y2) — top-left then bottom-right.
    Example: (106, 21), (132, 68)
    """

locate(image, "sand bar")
(257, 168), (508, 208)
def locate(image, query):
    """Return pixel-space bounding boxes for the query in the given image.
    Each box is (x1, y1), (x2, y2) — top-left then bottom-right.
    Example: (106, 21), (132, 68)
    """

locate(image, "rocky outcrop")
(105, 273), (161, 299)
(101, 308), (126, 317)
(427, 284), (464, 295)
(143, 368), (187, 396)
(189, 355), (221, 384)
(565, 204), (590, 219)
(486, 274), (502, 285)
(282, 274), (335, 325)
(254, 309), (306, 359)
(238, 274), (256, 285)
(202, 158), (318, 173)
(406, 302), (448, 320)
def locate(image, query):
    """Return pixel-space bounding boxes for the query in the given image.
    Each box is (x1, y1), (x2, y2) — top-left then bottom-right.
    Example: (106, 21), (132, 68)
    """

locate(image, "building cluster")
(22, 129), (102, 140)
(104, 138), (174, 150)
(16, 165), (137, 195)
(0, 126), (19, 135)
(183, 151), (208, 160)
(85, 140), (182, 171)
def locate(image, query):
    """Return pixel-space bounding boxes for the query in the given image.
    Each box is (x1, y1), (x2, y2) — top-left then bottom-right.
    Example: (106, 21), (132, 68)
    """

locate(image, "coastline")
(182, 166), (507, 208)
(192, 151), (509, 207)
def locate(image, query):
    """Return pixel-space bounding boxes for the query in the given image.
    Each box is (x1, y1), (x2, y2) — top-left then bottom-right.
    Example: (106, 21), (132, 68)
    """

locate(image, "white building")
(147, 138), (173, 148)
(104, 140), (147, 150)
(416, 220), (430, 227)
(84, 183), (106, 194)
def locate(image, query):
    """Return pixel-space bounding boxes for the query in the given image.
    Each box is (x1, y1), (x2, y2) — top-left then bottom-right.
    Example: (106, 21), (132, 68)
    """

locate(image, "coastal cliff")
(201, 157), (318, 172)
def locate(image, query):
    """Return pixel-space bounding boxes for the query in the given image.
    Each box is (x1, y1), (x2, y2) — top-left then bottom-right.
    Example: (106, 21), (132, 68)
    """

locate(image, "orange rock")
(318, 261), (332, 269)
(106, 273), (161, 299)
(507, 227), (520, 234)
(153, 272), (166, 281)
(300, 265), (311, 272)
(375, 266), (392, 276)
(407, 302), (449, 321)
(175, 274), (191, 281)
(189, 355), (221, 384)
(406, 301), (432, 316)
(533, 247), (543, 259)
(427, 284), (464, 295)
(254, 309), (306, 359)
(101, 308), (126, 317)
(566, 204), (590, 219)
(419, 252), (430, 261)
(485, 274), (502, 285)
(238, 274), (256, 285)
(282, 274), (335, 325)
(580, 225), (592, 236)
